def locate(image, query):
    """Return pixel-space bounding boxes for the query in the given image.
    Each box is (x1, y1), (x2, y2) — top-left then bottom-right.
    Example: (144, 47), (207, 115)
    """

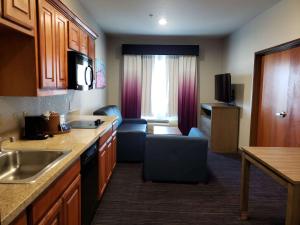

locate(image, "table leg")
(240, 153), (250, 220)
(286, 184), (300, 225)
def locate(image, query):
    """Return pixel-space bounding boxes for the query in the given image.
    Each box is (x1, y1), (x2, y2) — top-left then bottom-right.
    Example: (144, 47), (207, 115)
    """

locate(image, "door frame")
(250, 38), (300, 146)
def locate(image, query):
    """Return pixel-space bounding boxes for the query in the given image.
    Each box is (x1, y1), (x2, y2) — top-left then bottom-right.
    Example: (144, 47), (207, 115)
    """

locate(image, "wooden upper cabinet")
(79, 29), (88, 55)
(88, 36), (95, 60)
(3, 0), (35, 30)
(39, 0), (68, 89)
(55, 12), (68, 89)
(68, 21), (80, 51)
(39, 0), (56, 89)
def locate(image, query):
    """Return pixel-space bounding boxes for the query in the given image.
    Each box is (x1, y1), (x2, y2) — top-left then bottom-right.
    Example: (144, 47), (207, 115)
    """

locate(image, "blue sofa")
(143, 128), (208, 183)
(93, 105), (147, 162)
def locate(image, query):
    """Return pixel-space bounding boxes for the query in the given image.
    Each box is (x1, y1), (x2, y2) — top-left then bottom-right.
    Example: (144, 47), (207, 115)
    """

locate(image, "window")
(141, 55), (178, 122)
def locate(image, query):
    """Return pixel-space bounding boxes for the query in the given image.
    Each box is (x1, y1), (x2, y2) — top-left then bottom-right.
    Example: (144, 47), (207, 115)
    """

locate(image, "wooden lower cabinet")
(30, 160), (81, 225)
(62, 175), (81, 225)
(10, 211), (27, 225)
(112, 132), (117, 169)
(37, 199), (63, 225)
(98, 143), (107, 198)
(106, 141), (112, 180)
(98, 129), (117, 199)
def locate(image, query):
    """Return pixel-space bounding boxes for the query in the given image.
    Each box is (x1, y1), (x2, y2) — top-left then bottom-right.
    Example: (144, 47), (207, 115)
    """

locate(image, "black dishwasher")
(81, 142), (99, 225)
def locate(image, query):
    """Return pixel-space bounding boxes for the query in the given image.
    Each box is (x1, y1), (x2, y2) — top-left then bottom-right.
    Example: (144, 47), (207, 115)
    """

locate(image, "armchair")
(93, 105), (147, 162)
(143, 128), (208, 183)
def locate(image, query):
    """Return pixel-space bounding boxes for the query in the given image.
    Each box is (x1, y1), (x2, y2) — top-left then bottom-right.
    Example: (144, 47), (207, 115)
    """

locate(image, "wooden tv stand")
(199, 103), (240, 153)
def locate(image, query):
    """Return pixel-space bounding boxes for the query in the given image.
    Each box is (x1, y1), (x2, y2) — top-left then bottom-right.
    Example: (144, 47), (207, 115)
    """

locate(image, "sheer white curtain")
(141, 55), (179, 121)
(166, 56), (179, 118)
(141, 55), (154, 117)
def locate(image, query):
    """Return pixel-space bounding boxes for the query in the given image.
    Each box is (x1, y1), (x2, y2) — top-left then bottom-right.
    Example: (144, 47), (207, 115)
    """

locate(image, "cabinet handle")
(275, 112), (287, 118)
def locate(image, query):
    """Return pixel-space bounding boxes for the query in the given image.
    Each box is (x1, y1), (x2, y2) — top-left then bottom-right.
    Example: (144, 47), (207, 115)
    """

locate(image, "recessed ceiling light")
(158, 18), (167, 26)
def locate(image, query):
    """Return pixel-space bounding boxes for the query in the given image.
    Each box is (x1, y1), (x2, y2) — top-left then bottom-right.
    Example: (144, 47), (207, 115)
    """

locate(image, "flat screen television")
(215, 73), (232, 103)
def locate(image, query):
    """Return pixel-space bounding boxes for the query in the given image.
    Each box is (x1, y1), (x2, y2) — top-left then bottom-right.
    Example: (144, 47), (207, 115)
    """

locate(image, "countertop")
(0, 115), (117, 225)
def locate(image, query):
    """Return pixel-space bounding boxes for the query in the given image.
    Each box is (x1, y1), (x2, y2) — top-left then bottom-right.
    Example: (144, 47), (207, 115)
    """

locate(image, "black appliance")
(24, 116), (49, 140)
(215, 73), (233, 103)
(68, 51), (94, 91)
(69, 119), (103, 129)
(81, 142), (99, 225)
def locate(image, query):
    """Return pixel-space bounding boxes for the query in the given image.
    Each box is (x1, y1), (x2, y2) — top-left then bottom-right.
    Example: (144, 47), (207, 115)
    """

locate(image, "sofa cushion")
(188, 127), (207, 139)
(118, 123), (147, 133)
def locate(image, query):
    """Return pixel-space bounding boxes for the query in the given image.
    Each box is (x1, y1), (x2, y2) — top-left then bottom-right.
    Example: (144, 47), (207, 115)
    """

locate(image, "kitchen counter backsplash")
(0, 89), (106, 135)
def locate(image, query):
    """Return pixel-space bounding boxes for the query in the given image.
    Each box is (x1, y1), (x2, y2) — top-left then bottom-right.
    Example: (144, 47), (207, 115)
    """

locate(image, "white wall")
(224, 0), (300, 146)
(106, 35), (225, 122)
(0, 0), (107, 134)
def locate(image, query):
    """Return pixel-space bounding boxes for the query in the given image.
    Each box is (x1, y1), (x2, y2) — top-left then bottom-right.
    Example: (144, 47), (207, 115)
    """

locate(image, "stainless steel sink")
(0, 150), (70, 183)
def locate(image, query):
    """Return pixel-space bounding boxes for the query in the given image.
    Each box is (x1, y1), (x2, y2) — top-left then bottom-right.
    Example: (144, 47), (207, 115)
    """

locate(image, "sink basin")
(0, 150), (70, 183)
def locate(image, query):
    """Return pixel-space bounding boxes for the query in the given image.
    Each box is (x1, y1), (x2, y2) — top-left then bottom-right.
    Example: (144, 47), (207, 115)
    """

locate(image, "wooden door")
(98, 144), (107, 198)
(3, 0), (35, 29)
(37, 199), (63, 225)
(68, 22), (80, 51)
(54, 12), (68, 89)
(285, 47), (300, 146)
(39, 0), (56, 89)
(256, 46), (300, 147)
(62, 175), (81, 225)
(79, 29), (88, 55)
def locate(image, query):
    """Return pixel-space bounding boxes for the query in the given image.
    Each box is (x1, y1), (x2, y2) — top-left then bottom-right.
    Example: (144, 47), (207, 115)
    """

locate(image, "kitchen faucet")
(0, 136), (16, 153)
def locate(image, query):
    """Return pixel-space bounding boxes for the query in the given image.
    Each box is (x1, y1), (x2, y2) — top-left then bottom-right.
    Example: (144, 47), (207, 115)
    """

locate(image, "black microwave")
(68, 51), (95, 91)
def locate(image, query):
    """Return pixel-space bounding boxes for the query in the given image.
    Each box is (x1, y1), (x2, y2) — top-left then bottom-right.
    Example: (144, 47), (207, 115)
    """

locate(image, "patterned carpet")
(92, 152), (286, 225)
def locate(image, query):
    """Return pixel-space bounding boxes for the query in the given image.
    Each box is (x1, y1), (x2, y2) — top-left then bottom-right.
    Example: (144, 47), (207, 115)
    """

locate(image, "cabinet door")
(106, 141), (112, 180)
(62, 175), (81, 225)
(112, 134), (117, 169)
(54, 12), (68, 89)
(79, 29), (88, 55)
(39, 0), (56, 89)
(68, 22), (80, 51)
(88, 36), (95, 61)
(3, 0), (35, 29)
(10, 212), (27, 225)
(37, 199), (63, 225)
(98, 144), (107, 198)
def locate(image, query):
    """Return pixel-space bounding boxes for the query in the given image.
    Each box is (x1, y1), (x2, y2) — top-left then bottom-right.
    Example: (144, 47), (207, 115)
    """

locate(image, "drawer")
(99, 128), (112, 146)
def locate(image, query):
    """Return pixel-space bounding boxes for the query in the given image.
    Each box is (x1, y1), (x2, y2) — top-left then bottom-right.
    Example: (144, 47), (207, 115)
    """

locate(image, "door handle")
(275, 112), (287, 118)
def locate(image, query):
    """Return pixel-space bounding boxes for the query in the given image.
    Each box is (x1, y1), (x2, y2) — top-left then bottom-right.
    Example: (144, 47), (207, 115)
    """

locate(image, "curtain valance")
(122, 44), (199, 56)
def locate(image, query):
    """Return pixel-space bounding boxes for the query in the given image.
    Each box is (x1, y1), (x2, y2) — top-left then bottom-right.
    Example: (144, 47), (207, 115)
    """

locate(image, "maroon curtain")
(178, 56), (198, 135)
(121, 55), (142, 118)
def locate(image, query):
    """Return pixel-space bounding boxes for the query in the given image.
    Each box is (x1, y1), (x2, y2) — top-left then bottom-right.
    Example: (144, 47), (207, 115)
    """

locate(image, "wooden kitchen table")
(240, 147), (300, 225)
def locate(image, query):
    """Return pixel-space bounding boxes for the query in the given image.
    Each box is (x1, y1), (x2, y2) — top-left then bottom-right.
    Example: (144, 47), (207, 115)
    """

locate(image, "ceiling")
(79, 0), (280, 36)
